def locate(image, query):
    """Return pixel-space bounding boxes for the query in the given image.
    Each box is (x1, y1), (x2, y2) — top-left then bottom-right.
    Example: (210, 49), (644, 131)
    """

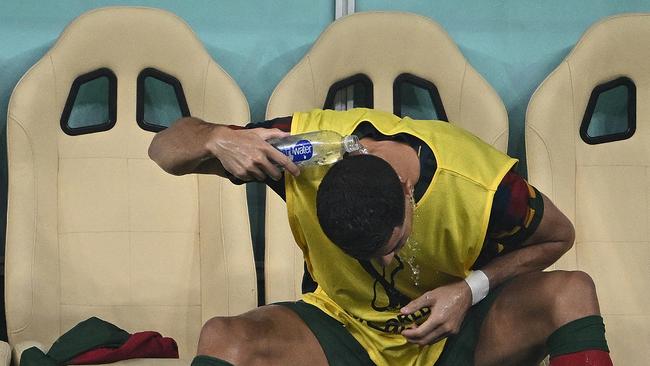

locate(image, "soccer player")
(150, 108), (612, 366)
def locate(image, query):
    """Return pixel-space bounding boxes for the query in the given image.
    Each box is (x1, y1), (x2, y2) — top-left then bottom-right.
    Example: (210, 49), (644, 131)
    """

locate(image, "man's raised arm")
(148, 116), (300, 180)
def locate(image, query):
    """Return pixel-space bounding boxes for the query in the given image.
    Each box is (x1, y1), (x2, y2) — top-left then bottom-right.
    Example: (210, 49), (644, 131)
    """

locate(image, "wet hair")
(316, 154), (405, 259)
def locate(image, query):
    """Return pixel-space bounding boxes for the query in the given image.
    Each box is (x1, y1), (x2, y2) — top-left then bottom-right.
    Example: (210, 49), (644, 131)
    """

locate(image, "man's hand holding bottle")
(208, 126), (301, 181)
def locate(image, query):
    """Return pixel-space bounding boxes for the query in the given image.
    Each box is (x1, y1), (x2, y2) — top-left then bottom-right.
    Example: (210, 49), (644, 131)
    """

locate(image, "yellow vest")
(286, 108), (517, 365)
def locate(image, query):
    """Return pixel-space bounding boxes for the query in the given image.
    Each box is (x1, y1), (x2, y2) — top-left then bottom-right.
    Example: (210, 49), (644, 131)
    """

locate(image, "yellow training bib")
(286, 108), (517, 365)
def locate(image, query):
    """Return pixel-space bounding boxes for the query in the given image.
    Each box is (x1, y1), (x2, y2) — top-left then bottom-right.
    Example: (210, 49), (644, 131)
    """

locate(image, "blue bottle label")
(280, 139), (313, 162)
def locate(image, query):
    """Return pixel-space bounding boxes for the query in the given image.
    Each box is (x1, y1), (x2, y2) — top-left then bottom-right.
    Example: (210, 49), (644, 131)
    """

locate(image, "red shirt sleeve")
(488, 170), (544, 246)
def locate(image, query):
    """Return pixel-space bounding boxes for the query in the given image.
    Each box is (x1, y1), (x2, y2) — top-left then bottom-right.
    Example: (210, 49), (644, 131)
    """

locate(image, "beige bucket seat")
(3, 7), (255, 365)
(526, 13), (650, 365)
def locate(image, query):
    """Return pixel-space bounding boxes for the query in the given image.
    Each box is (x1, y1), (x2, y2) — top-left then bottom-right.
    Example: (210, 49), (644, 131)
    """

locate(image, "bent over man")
(149, 108), (612, 366)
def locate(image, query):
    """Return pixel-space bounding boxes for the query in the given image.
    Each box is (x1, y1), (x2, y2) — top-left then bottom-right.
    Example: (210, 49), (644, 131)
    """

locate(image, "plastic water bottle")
(268, 130), (363, 167)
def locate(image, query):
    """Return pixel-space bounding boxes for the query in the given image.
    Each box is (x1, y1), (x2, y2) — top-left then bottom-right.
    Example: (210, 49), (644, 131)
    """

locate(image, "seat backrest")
(5, 7), (256, 359)
(265, 11), (509, 302)
(526, 13), (650, 365)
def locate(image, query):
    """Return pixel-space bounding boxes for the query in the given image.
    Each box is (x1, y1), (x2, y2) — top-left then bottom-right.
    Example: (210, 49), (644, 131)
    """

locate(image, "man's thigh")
(197, 304), (329, 366)
(276, 302), (374, 365)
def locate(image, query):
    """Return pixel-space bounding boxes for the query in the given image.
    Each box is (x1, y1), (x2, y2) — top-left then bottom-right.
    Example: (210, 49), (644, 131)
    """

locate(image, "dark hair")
(316, 154), (405, 259)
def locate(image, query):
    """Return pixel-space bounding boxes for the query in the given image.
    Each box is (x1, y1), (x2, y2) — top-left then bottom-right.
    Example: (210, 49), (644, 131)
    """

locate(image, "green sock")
(191, 355), (235, 366)
(546, 315), (610, 357)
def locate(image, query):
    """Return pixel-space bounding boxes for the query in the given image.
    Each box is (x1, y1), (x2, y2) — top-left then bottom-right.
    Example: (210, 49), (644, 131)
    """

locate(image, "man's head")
(316, 154), (414, 265)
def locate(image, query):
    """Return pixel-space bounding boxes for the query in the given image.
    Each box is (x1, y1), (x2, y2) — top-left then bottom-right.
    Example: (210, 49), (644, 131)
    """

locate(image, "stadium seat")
(264, 11), (510, 303)
(525, 13), (650, 365)
(4, 7), (255, 365)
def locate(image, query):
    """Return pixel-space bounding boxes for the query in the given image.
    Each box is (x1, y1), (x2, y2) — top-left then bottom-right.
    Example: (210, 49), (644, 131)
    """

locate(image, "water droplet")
(357, 141), (369, 154)
(405, 238), (421, 286)
(404, 203), (423, 286)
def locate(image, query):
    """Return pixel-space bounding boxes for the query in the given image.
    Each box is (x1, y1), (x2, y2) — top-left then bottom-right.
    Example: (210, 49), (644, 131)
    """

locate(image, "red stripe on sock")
(550, 350), (613, 366)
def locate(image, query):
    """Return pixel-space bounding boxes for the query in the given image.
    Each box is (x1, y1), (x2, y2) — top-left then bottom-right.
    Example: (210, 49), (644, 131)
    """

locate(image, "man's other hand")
(400, 280), (472, 345)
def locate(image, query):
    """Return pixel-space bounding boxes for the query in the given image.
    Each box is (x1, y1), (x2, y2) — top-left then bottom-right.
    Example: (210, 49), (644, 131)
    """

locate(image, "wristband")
(464, 270), (490, 305)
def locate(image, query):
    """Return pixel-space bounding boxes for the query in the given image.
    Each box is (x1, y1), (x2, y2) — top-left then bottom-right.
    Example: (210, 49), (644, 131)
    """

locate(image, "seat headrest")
(46, 6), (211, 90)
(9, 6), (248, 159)
(562, 13), (650, 96)
(267, 11), (507, 148)
(527, 13), (650, 185)
(10, 6), (248, 137)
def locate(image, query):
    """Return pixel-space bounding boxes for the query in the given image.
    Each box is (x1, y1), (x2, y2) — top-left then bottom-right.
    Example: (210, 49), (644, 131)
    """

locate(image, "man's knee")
(197, 316), (234, 352)
(545, 270), (600, 324)
(551, 270), (598, 303)
(197, 315), (268, 363)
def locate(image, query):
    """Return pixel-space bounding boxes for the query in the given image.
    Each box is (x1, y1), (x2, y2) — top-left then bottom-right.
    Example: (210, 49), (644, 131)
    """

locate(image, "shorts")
(277, 285), (503, 366)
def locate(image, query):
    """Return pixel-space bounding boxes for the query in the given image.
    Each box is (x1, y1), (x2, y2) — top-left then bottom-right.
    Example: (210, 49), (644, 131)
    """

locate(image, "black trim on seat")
(580, 76), (636, 145)
(323, 74), (373, 110)
(393, 73), (448, 121)
(136, 68), (191, 132)
(60, 68), (117, 136)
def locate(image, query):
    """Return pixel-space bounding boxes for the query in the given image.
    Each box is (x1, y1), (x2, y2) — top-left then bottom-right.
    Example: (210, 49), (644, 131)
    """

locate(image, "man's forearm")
(148, 117), (227, 176)
(480, 240), (570, 290)
(148, 116), (299, 181)
(479, 192), (574, 290)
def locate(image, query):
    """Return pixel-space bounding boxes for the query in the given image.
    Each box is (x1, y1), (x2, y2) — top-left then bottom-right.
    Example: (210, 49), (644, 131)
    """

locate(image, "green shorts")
(277, 286), (503, 366)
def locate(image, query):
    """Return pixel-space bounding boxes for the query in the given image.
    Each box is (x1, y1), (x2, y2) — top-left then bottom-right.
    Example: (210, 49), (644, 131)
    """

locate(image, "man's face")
(373, 191), (414, 267)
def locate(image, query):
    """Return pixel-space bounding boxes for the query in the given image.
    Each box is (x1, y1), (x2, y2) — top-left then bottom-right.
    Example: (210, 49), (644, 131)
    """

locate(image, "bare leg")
(197, 304), (328, 366)
(475, 270), (601, 366)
